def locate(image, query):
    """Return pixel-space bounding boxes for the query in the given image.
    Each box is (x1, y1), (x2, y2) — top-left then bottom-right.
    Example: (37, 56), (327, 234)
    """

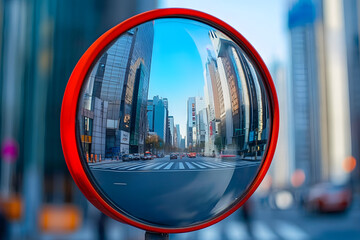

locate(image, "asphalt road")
(89, 156), (261, 228)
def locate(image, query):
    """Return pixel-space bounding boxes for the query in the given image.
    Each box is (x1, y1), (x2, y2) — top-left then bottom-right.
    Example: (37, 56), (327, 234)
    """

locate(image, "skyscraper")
(288, 0), (322, 184)
(168, 116), (175, 146)
(80, 21), (154, 156)
(343, 0), (360, 184)
(209, 29), (268, 156)
(176, 124), (181, 148)
(187, 97), (196, 148)
(151, 96), (167, 142)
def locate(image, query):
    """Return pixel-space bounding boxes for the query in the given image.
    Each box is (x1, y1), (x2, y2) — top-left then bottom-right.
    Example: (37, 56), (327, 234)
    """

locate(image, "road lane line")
(276, 220), (308, 240)
(184, 162), (196, 169)
(253, 220), (277, 240)
(164, 162), (174, 170)
(113, 182), (127, 186)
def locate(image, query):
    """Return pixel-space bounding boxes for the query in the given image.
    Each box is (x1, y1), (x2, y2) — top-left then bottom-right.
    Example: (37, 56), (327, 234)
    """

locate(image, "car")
(170, 153), (177, 159)
(188, 152), (196, 158)
(303, 183), (352, 213)
(144, 152), (153, 160)
(122, 154), (131, 162)
(132, 153), (140, 160)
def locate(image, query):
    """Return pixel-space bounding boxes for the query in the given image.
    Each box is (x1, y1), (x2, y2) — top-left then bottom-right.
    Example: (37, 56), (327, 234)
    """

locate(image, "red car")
(303, 183), (352, 213)
(188, 152), (196, 158)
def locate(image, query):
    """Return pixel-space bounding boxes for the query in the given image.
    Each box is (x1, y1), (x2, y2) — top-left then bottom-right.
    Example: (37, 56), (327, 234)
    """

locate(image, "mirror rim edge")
(60, 7), (280, 233)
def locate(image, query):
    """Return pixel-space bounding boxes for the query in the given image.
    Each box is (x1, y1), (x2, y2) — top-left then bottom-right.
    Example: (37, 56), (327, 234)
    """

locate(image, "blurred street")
(34, 194), (360, 240)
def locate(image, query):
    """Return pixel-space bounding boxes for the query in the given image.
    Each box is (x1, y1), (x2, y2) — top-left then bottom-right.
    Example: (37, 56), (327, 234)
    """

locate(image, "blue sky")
(148, 19), (215, 137)
(149, 0), (288, 137)
(159, 0), (288, 64)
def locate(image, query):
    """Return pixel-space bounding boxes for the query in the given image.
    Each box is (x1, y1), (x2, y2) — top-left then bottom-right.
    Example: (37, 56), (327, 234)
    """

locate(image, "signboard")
(249, 131), (254, 142)
(120, 131), (130, 144)
(120, 144), (129, 154)
(81, 135), (92, 143)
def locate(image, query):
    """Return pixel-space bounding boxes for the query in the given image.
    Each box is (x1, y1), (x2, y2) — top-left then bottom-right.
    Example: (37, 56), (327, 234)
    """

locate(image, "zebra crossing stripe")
(164, 162), (174, 170)
(184, 162), (196, 169)
(216, 161), (236, 167)
(127, 162), (155, 170)
(202, 161), (230, 168)
(139, 162), (162, 170)
(154, 162), (169, 170)
(191, 162), (206, 169)
(196, 162), (217, 168)
(275, 220), (308, 240)
(253, 220), (277, 240)
(225, 221), (250, 240)
(178, 162), (185, 169)
(112, 162), (144, 170)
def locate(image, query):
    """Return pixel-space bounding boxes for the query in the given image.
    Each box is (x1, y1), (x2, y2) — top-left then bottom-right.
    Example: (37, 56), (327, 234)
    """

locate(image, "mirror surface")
(77, 18), (271, 228)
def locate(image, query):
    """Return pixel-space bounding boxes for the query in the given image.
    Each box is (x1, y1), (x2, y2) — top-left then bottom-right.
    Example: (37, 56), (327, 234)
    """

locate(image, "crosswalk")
(88, 159), (260, 172)
(171, 219), (309, 240)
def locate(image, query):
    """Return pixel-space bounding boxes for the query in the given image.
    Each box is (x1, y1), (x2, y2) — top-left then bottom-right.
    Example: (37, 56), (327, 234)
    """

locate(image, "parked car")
(303, 183), (352, 213)
(122, 154), (131, 162)
(132, 153), (140, 160)
(170, 153), (177, 159)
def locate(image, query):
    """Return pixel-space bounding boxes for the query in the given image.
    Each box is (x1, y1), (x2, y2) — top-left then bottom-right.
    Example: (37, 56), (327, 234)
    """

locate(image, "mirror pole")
(145, 231), (169, 240)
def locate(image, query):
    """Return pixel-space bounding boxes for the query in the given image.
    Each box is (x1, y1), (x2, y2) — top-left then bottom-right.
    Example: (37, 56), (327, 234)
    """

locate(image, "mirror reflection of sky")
(149, 19), (215, 136)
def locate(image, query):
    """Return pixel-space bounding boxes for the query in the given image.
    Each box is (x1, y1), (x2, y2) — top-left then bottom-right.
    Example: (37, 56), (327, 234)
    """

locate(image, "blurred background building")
(1, 0), (360, 239)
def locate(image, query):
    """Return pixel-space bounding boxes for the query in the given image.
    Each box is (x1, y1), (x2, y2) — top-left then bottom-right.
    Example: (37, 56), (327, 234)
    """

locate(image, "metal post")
(145, 231), (169, 240)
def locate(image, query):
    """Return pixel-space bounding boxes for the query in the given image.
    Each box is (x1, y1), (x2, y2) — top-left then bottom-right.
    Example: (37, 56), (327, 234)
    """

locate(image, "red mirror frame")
(60, 8), (279, 233)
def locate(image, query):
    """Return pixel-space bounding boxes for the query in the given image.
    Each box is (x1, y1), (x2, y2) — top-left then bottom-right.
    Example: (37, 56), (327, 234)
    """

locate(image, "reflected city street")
(89, 155), (260, 226)
(77, 18), (270, 227)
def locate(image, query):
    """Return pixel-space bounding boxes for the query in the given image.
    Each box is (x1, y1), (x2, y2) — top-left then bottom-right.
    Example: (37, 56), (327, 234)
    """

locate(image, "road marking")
(114, 162), (145, 170)
(253, 220), (277, 240)
(164, 162), (174, 170)
(202, 161), (227, 168)
(154, 162), (170, 170)
(197, 162), (217, 168)
(191, 162), (206, 169)
(197, 224), (221, 240)
(184, 162), (196, 169)
(127, 163), (155, 170)
(276, 220), (308, 240)
(113, 182), (127, 186)
(138, 162), (161, 170)
(178, 162), (185, 169)
(225, 221), (250, 240)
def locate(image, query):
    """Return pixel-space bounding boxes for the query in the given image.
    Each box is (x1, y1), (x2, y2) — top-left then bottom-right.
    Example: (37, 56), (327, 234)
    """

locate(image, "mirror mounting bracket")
(145, 231), (169, 240)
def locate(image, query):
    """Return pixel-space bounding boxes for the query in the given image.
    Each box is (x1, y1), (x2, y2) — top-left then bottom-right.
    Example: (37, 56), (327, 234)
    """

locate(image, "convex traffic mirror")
(61, 8), (279, 235)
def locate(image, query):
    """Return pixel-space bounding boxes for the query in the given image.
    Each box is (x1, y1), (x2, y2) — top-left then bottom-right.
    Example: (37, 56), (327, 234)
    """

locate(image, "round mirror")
(61, 9), (279, 233)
